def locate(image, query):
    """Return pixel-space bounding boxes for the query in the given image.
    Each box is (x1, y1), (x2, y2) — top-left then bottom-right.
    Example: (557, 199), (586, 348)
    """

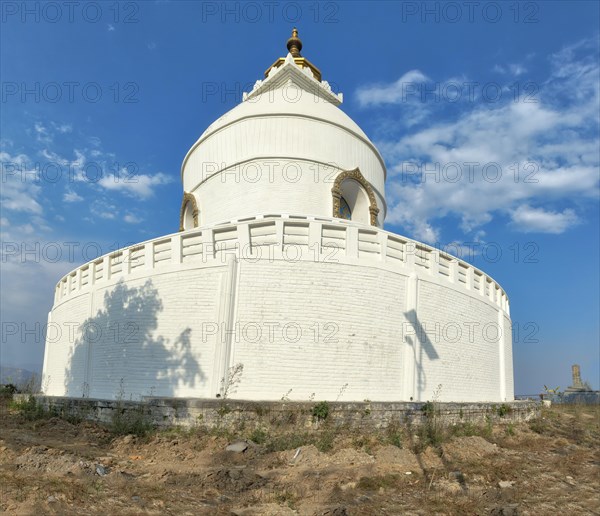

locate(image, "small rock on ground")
(226, 441), (248, 453)
(491, 503), (519, 515)
(95, 464), (108, 476)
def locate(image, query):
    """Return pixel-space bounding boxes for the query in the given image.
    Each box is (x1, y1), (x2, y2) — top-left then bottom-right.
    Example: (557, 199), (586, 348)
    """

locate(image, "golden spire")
(286, 28), (302, 57)
(264, 28), (322, 82)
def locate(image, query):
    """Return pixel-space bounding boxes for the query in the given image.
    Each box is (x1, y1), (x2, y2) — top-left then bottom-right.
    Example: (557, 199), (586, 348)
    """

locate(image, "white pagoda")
(42, 30), (514, 403)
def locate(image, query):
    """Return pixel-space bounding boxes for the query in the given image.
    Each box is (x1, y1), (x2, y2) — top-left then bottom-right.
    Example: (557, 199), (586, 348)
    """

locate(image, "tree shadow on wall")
(63, 279), (205, 399)
(405, 309), (439, 401)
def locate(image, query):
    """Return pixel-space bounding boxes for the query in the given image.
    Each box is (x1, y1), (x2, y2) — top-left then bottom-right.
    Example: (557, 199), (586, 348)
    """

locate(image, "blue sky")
(1, 1), (599, 394)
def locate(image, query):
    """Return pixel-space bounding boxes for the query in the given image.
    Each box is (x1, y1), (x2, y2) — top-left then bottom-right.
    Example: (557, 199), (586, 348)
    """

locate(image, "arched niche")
(179, 192), (199, 231)
(331, 168), (379, 226)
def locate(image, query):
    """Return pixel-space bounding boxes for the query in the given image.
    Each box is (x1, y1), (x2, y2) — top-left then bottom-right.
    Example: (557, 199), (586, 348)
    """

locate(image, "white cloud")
(40, 148), (88, 181)
(493, 63), (527, 76)
(509, 64), (527, 76)
(63, 190), (84, 202)
(98, 171), (172, 199)
(16, 223), (35, 234)
(0, 151), (43, 215)
(4, 121), (170, 245)
(356, 70), (430, 107)
(32, 121), (73, 145)
(58, 124), (72, 134)
(0, 138), (14, 149)
(90, 199), (117, 220)
(411, 221), (440, 244)
(49, 122), (72, 134)
(510, 205), (579, 233)
(362, 38), (599, 241)
(88, 136), (102, 147)
(124, 213), (142, 224)
(34, 122), (52, 144)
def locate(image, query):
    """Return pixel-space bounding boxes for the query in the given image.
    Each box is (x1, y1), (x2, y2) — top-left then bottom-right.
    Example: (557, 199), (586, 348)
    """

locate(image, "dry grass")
(1, 399), (598, 514)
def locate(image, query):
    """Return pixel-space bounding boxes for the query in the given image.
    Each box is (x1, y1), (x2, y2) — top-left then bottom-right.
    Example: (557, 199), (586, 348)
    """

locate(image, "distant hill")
(0, 366), (41, 391)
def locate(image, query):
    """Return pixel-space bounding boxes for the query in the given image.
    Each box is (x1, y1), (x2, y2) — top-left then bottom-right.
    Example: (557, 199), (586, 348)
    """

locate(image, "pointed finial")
(286, 27), (302, 57)
(264, 27), (322, 82)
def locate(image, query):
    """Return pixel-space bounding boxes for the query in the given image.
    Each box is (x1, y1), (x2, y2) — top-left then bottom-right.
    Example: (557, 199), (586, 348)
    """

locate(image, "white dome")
(197, 86), (370, 144)
(180, 51), (387, 227)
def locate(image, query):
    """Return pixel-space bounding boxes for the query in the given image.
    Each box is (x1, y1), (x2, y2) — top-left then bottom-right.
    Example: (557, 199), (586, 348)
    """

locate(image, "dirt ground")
(0, 400), (598, 515)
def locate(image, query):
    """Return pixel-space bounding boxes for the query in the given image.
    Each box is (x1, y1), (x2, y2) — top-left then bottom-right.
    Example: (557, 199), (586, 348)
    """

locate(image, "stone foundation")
(18, 395), (539, 431)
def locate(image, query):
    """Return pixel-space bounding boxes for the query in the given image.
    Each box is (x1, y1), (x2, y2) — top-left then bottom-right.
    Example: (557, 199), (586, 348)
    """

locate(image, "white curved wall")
(42, 215), (513, 402)
(186, 159), (385, 227)
(43, 268), (227, 400)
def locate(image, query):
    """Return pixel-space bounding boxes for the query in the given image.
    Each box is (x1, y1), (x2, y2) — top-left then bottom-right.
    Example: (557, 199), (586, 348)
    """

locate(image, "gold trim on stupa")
(264, 28), (322, 82)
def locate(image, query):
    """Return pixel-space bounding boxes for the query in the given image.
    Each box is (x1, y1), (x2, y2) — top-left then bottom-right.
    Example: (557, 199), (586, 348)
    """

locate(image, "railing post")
(430, 249), (439, 277)
(449, 259), (458, 283)
(379, 232), (388, 262)
(145, 243), (154, 270)
(202, 228), (215, 262)
(122, 248), (131, 275)
(104, 255), (112, 281)
(466, 266), (474, 290)
(308, 222), (321, 260)
(346, 226), (359, 259)
(405, 240), (416, 268)
(171, 234), (182, 265)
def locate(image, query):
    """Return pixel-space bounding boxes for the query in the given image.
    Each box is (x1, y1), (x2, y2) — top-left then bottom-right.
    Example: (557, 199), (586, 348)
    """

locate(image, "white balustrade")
(53, 214), (510, 314)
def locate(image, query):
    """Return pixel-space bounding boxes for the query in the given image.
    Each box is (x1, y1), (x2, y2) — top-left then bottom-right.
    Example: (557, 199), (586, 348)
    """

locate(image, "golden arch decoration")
(179, 192), (199, 231)
(331, 168), (379, 226)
